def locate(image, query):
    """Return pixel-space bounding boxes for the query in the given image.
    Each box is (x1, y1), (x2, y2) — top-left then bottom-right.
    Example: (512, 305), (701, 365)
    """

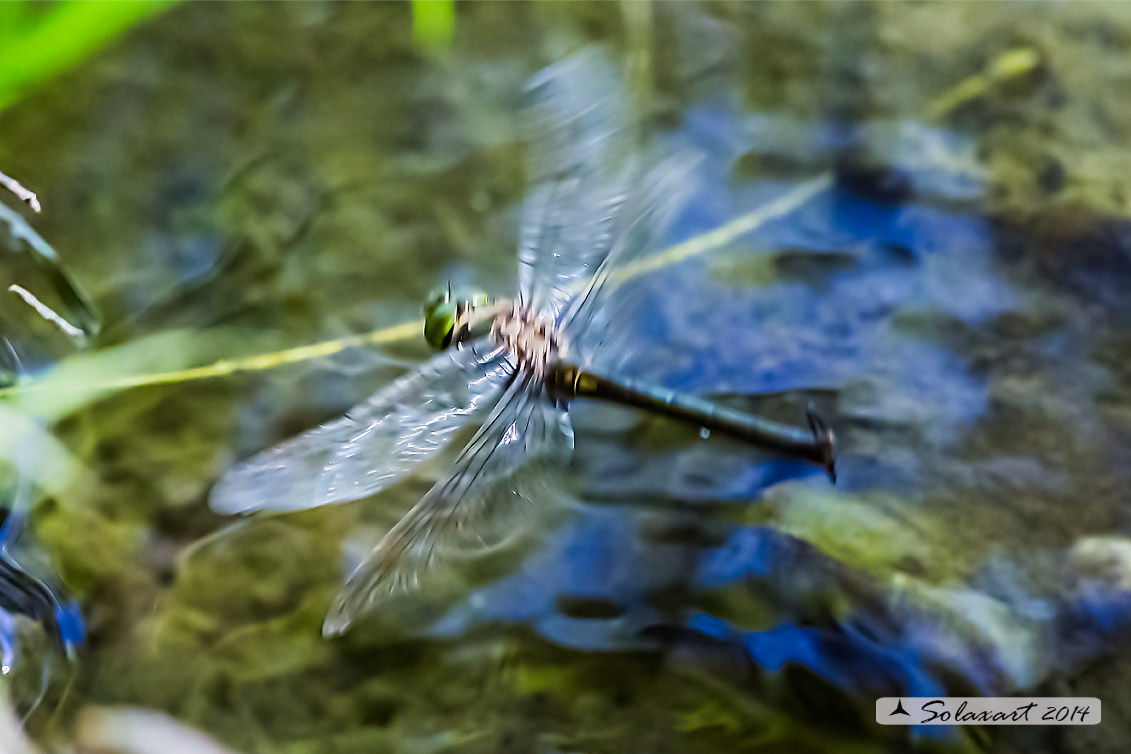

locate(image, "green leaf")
(0, 0), (177, 112)
(411, 0), (455, 55)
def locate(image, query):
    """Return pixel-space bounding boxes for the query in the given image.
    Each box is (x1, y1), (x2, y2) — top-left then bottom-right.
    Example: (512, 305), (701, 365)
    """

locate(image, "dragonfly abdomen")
(547, 361), (836, 480)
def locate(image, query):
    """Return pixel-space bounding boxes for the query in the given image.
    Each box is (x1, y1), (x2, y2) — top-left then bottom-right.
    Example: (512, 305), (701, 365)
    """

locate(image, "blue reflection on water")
(424, 97), (1131, 739)
(0, 509), (83, 700)
(686, 612), (945, 698)
(432, 105), (1005, 674)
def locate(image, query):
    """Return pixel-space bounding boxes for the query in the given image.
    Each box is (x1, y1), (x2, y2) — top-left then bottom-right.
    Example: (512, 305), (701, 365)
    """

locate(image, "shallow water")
(2, 2), (1131, 752)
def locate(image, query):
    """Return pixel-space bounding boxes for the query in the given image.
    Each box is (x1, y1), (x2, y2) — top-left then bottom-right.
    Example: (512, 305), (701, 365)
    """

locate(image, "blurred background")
(1, 2), (1131, 752)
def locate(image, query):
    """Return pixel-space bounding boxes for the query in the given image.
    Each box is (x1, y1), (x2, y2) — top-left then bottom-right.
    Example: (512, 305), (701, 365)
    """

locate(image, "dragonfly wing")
(517, 49), (636, 319)
(323, 377), (573, 636)
(559, 150), (702, 343)
(317, 343), (514, 504)
(210, 342), (513, 515)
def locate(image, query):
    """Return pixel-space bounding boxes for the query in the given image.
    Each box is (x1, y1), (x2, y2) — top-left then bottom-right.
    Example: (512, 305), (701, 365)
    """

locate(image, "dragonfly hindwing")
(323, 376), (573, 635)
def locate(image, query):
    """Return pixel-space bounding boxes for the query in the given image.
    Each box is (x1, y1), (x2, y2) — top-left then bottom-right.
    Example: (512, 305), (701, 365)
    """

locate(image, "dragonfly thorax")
(488, 299), (565, 381)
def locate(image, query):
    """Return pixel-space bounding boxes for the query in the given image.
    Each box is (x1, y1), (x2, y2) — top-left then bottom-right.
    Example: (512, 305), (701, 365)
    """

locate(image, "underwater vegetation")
(1, 2), (1131, 753)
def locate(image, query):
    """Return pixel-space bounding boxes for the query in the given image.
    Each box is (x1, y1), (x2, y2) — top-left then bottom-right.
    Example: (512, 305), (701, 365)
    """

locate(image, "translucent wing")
(210, 342), (513, 515)
(559, 151), (702, 347)
(323, 376), (573, 635)
(517, 49), (636, 320)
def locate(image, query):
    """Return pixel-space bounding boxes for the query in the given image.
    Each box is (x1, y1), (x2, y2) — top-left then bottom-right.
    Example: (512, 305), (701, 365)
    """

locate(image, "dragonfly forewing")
(323, 375), (573, 636)
(559, 150), (702, 349)
(517, 49), (636, 320)
(210, 342), (513, 515)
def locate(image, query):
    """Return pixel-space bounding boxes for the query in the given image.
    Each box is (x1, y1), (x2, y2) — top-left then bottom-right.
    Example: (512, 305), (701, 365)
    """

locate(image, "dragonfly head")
(423, 286), (491, 350)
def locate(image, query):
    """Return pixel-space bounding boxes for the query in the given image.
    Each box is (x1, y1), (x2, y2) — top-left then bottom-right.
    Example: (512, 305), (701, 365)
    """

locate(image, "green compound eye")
(423, 292), (456, 351)
(425, 286), (450, 312)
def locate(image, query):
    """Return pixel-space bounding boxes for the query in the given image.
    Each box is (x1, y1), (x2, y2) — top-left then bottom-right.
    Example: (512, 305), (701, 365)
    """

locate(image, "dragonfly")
(210, 51), (836, 637)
